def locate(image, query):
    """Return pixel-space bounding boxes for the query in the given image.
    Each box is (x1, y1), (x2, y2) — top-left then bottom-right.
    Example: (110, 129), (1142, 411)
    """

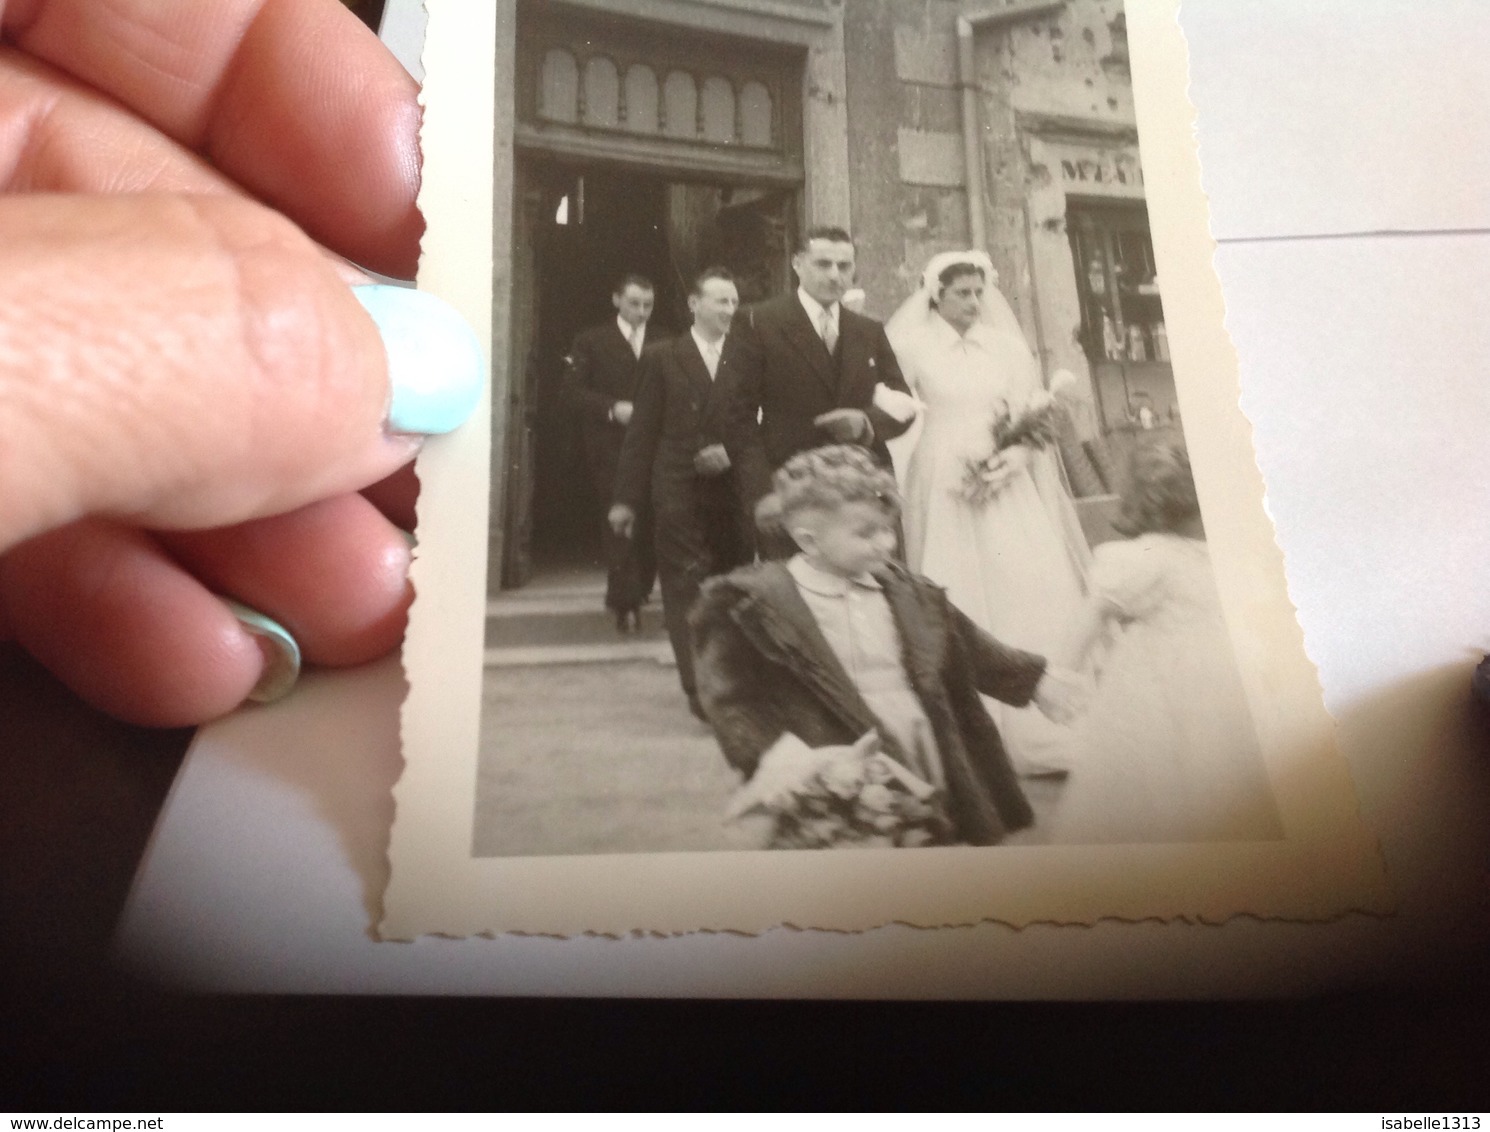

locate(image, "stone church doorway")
(502, 157), (797, 588)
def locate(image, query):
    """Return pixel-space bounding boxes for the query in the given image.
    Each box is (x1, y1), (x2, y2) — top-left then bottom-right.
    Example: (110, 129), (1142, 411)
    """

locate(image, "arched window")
(583, 57), (620, 127)
(701, 76), (736, 144)
(623, 65), (659, 133)
(662, 70), (697, 139)
(739, 81), (773, 147)
(538, 48), (579, 123)
(520, 14), (800, 174)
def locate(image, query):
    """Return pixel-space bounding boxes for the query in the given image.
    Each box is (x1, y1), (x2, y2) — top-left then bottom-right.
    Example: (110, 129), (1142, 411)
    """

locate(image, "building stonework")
(842, 0), (1144, 441)
(975, 0), (1138, 430)
(856, 0), (973, 307)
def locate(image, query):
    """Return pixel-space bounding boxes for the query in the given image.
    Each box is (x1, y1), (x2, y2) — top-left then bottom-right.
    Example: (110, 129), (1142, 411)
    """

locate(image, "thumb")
(0, 194), (482, 552)
(853, 731), (880, 757)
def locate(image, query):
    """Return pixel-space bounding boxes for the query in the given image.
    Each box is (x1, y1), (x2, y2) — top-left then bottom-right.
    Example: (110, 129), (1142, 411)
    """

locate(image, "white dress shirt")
(690, 327), (725, 380)
(617, 314), (646, 358)
(797, 288), (840, 352)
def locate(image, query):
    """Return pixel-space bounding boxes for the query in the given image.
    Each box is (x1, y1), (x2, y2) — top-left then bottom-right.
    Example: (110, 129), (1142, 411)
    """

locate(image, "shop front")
(960, 0), (1174, 518)
(1024, 124), (1176, 502)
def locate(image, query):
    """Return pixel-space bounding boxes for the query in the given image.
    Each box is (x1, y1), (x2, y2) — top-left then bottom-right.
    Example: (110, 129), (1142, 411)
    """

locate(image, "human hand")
(608, 504), (637, 539)
(753, 492), (786, 536)
(693, 443), (731, 476)
(0, 0), (482, 727)
(611, 400), (634, 426)
(982, 444), (1033, 493)
(1032, 665), (1088, 725)
(814, 408), (874, 445)
(871, 382), (920, 425)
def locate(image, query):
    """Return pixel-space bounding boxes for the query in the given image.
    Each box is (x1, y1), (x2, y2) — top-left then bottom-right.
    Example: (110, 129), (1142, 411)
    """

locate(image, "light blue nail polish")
(223, 599), (302, 704)
(354, 284), (484, 435)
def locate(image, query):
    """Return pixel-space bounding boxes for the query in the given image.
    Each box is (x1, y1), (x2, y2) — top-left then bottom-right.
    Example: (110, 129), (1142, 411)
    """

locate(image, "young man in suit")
(725, 226), (918, 557)
(609, 267), (754, 720)
(562, 273), (659, 633)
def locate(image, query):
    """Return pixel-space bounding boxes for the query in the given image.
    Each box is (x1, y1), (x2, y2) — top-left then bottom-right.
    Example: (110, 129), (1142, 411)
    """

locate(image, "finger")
(4, 0), (421, 276)
(0, 193), (481, 552)
(0, 520), (271, 727)
(0, 49), (382, 289)
(158, 493), (411, 668)
(0, 47), (233, 194)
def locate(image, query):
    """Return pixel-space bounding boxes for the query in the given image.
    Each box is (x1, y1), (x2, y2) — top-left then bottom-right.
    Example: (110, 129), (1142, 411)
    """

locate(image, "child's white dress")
(1053, 533), (1282, 843)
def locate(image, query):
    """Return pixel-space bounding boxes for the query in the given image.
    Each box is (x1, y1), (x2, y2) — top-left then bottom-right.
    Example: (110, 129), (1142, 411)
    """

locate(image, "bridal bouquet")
(957, 387), (1067, 506)
(727, 733), (949, 850)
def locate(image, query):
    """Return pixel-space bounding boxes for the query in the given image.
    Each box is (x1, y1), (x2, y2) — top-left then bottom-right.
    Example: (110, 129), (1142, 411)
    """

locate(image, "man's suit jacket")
(613, 332), (740, 515)
(690, 559), (1039, 845)
(725, 293), (914, 509)
(562, 319), (648, 481)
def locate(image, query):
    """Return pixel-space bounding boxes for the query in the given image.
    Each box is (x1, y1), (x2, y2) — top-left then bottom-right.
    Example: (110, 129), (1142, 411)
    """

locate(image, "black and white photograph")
(383, 0), (1387, 938)
(466, 0), (1279, 859)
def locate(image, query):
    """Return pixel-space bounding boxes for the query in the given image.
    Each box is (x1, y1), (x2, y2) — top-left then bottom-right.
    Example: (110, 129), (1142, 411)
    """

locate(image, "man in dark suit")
(610, 267), (753, 719)
(725, 226), (918, 556)
(562, 274), (658, 632)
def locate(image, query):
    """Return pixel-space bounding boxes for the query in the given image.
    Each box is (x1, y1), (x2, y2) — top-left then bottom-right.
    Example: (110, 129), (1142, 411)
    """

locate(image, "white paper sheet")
(1185, 0), (1490, 240)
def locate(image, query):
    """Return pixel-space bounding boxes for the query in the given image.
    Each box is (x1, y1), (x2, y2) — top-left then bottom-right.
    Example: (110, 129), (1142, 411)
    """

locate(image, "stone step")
(485, 577), (669, 664)
(484, 641), (675, 669)
(485, 603), (668, 649)
(485, 581), (608, 612)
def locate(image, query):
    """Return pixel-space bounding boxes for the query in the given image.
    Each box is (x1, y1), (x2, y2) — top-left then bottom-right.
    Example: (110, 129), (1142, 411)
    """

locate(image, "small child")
(1051, 441), (1282, 843)
(690, 445), (1083, 848)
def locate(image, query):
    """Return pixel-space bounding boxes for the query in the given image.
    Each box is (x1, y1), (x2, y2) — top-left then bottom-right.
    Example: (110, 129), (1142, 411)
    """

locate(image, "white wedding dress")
(894, 313), (1091, 775)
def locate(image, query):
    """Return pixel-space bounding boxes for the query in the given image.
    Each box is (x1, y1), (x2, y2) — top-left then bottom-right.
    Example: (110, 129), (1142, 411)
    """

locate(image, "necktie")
(629, 325), (643, 359)
(819, 307), (837, 355)
(702, 341), (719, 379)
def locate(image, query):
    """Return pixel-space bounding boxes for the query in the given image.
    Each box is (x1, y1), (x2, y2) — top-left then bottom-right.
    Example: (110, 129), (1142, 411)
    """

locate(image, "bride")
(887, 251), (1091, 776)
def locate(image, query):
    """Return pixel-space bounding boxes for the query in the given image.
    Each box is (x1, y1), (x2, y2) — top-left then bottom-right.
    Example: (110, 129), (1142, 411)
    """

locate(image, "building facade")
(489, 0), (1169, 591)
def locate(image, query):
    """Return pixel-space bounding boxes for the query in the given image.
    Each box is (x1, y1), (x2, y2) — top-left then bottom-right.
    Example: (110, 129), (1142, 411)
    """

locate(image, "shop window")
(1067, 199), (1179, 459)
(1068, 202), (1168, 366)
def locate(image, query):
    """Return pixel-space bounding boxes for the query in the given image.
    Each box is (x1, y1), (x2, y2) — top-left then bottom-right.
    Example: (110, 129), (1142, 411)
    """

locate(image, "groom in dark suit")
(610, 267), (753, 719)
(725, 226), (917, 556)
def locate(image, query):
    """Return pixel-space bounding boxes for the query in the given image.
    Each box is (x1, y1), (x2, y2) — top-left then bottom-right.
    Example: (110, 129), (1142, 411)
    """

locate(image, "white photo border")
(383, 0), (1391, 941)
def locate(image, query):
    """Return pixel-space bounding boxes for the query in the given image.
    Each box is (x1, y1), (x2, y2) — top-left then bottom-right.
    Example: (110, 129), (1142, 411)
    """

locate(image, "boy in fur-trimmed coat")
(690, 445), (1084, 846)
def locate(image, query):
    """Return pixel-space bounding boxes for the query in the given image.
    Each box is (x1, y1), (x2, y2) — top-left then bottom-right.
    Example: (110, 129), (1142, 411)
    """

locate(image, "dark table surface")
(4, 639), (1489, 1110)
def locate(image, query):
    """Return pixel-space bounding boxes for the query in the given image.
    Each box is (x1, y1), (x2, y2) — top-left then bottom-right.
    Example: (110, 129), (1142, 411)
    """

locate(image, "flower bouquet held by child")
(725, 731), (950, 849)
